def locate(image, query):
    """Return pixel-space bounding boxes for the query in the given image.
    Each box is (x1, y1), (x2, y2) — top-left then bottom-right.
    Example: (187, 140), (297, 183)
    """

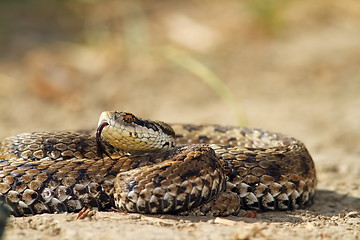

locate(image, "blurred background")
(0, 0), (359, 166)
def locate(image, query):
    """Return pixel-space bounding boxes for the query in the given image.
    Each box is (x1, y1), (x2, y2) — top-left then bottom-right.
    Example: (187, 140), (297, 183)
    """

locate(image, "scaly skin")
(0, 111), (316, 216)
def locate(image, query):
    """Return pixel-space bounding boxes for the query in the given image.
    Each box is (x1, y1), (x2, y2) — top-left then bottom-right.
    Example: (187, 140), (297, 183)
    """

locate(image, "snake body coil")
(0, 111), (316, 216)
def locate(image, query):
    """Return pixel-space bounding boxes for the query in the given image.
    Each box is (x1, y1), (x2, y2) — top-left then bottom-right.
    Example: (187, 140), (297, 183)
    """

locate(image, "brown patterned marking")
(213, 126), (228, 133)
(0, 117), (316, 216)
(198, 135), (211, 143)
(182, 124), (203, 132)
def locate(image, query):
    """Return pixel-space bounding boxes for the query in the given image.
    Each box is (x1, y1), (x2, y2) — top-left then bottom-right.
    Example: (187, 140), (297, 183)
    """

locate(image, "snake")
(0, 111), (316, 217)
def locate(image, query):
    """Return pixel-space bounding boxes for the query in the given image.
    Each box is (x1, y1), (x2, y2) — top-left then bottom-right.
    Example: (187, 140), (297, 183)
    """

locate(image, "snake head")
(97, 111), (176, 154)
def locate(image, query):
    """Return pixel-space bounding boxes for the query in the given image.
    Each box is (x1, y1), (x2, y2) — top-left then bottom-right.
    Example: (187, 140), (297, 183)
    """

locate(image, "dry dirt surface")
(0, 1), (359, 240)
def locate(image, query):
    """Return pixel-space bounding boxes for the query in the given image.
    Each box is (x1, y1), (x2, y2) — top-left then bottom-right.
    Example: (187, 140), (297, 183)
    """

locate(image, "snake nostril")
(113, 111), (120, 120)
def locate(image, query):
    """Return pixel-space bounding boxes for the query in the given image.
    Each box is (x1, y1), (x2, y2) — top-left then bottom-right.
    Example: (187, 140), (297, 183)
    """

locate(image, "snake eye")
(123, 113), (135, 123)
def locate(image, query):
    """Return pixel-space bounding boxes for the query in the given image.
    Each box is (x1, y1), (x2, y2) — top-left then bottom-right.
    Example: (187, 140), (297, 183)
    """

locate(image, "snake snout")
(98, 111), (113, 125)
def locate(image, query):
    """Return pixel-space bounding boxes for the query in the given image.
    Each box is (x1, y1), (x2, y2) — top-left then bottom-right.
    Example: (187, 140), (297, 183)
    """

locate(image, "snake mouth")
(96, 121), (111, 159)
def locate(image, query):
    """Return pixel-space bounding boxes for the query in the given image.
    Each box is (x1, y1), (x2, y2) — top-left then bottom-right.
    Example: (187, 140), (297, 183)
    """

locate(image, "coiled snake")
(0, 111), (316, 217)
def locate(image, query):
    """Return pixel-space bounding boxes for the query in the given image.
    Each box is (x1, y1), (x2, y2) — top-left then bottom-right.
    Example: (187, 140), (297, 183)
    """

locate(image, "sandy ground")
(0, 1), (359, 239)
